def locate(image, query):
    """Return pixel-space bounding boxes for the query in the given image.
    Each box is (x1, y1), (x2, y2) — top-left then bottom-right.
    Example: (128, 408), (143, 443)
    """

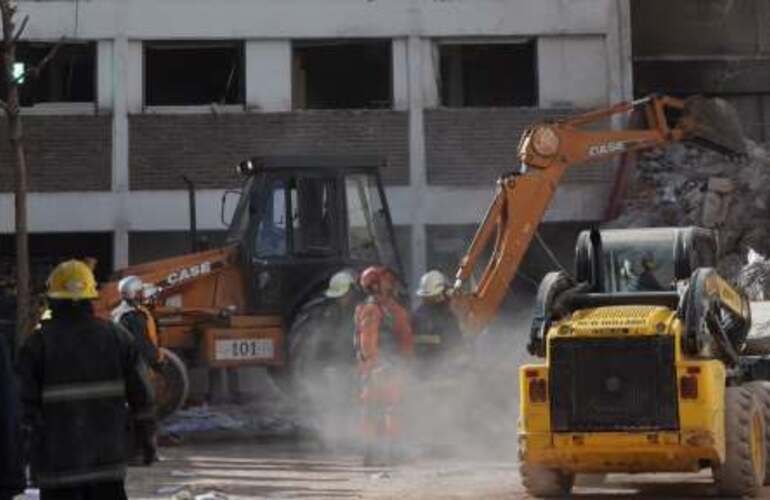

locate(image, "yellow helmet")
(47, 260), (99, 300)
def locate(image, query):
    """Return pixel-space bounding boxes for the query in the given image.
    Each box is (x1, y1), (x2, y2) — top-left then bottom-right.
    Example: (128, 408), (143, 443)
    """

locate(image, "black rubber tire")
(746, 381), (770, 485)
(520, 462), (574, 498)
(714, 386), (766, 497)
(154, 348), (190, 421)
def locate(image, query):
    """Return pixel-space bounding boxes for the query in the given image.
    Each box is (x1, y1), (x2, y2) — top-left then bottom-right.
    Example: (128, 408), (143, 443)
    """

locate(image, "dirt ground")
(125, 439), (770, 499)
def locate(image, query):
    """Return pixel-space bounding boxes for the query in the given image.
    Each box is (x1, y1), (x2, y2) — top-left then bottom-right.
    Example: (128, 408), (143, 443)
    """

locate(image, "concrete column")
(606, 0), (633, 116)
(245, 40), (292, 112)
(392, 38), (409, 111)
(407, 36), (429, 286)
(126, 41), (144, 114)
(538, 36), (608, 109)
(421, 40), (439, 108)
(96, 41), (113, 112)
(111, 37), (130, 269)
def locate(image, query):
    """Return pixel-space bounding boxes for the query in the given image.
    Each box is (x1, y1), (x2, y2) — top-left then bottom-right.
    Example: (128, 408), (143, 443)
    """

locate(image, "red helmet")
(360, 266), (391, 293)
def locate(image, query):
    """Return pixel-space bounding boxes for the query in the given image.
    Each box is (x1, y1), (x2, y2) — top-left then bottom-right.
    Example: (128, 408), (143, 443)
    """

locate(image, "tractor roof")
(241, 155), (386, 172)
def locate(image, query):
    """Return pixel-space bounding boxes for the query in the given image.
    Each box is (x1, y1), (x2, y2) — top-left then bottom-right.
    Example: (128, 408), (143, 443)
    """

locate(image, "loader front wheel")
(520, 462), (574, 498)
(153, 348), (190, 420)
(714, 386), (766, 497)
(746, 381), (770, 484)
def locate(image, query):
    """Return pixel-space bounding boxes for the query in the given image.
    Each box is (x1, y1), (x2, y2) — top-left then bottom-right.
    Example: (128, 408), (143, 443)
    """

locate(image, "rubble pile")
(608, 140), (770, 280)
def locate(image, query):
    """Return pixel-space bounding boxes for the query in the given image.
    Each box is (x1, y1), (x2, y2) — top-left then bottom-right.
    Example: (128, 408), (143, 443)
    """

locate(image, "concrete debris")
(608, 139), (770, 281)
(738, 249), (770, 300)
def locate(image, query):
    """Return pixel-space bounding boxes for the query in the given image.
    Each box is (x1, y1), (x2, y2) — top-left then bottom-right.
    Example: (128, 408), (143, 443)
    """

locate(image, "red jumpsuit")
(355, 296), (414, 441)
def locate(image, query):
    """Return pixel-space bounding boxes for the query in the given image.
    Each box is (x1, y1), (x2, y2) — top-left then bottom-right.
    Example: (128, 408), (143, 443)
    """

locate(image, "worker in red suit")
(354, 266), (414, 466)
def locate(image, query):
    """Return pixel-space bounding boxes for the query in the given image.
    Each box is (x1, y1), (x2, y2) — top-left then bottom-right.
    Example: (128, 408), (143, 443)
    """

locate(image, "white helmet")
(118, 276), (144, 301)
(325, 270), (356, 298)
(416, 270), (449, 298)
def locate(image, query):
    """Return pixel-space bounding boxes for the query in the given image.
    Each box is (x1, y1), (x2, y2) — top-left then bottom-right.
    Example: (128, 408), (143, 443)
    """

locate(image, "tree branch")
(12, 14), (27, 43)
(12, 37), (65, 84)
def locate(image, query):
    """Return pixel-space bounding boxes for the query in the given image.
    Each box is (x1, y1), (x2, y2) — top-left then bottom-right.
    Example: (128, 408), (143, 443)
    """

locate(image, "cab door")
(247, 172), (346, 316)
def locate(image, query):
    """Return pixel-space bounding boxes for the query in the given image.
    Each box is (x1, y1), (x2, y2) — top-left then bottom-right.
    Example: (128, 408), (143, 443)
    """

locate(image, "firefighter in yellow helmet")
(16, 260), (156, 500)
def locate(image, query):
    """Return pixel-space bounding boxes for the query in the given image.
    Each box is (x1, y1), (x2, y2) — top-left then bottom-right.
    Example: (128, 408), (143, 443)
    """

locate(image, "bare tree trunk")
(10, 103), (30, 348)
(0, 1), (31, 350)
(1, 3), (62, 350)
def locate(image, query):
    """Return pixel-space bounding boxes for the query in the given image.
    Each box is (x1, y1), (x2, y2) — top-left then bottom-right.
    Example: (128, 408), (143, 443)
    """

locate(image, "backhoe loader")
(93, 94), (746, 424)
(94, 156), (402, 417)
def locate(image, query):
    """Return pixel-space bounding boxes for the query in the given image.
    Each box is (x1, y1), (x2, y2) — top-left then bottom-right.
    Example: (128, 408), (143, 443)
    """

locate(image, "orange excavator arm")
(450, 95), (745, 334)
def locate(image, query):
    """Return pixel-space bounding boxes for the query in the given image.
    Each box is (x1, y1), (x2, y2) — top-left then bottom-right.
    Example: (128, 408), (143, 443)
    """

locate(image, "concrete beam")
(0, 184), (609, 234)
(18, 0), (613, 40)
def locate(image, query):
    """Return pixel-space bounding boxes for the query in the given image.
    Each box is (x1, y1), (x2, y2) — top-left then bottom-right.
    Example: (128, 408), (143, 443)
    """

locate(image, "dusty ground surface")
(125, 439), (770, 499)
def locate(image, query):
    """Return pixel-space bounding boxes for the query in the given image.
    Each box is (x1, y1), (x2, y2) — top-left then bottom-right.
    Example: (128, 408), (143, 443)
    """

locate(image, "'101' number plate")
(215, 339), (274, 361)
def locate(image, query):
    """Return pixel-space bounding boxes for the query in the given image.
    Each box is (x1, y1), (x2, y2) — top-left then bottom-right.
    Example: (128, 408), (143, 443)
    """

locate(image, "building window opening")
(293, 40), (392, 109)
(439, 41), (537, 107)
(0, 42), (96, 105)
(144, 41), (244, 106)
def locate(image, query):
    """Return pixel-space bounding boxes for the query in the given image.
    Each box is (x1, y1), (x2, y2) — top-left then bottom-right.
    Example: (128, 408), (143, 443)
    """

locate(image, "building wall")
(1, 0), (633, 285)
(0, 116), (111, 192)
(129, 111), (409, 190)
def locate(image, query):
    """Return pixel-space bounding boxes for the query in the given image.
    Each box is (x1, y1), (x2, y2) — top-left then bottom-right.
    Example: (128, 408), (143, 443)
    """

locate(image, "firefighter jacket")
(0, 334), (24, 498)
(412, 301), (462, 351)
(16, 311), (155, 489)
(112, 302), (161, 369)
(354, 296), (414, 374)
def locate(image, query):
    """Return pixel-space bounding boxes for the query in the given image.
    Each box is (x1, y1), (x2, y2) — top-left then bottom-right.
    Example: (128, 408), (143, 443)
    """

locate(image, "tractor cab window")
(288, 177), (337, 256)
(254, 178), (288, 257)
(345, 174), (396, 265)
(602, 230), (677, 293)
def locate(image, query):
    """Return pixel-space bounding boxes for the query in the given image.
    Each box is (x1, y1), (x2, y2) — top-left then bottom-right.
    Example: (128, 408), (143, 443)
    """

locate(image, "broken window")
(293, 40), (392, 109)
(144, 41), (244, 106)
(439, 42), (537, 107)
(0, 42), (96, 105)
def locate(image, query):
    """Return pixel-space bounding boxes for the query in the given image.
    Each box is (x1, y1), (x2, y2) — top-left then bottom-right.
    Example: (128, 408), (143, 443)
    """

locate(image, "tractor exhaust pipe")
(182, 176), (198, 253)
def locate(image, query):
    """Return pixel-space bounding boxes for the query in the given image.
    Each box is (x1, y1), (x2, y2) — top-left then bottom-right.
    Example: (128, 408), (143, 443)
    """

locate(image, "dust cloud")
(291, 289), (538, 463)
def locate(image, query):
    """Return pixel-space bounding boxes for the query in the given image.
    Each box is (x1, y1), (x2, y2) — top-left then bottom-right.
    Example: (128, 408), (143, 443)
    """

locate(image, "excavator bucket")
(681, 96), (747, 157)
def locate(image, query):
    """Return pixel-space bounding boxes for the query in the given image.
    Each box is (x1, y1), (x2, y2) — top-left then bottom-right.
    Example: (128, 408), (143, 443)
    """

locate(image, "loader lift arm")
(95, 245), (242, 320)
(451, 95), (745, 334)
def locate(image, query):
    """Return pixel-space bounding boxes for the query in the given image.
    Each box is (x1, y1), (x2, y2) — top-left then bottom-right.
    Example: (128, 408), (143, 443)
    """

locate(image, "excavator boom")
(452, 95), (746, 334)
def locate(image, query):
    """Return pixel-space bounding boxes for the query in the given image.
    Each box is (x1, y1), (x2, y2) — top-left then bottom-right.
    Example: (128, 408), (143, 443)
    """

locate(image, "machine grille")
(550, 336), (679, 432)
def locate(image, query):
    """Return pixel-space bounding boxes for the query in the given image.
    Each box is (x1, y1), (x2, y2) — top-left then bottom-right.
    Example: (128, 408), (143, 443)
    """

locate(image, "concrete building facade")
(0, 0), (632, 285)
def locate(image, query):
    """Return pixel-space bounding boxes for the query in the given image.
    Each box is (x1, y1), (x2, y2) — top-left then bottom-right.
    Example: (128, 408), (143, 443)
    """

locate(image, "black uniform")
(0, 332), (25, 500)
(116, 308), (160, 369)
(412, 301), (462, 368)
(16, 301), (155, 500)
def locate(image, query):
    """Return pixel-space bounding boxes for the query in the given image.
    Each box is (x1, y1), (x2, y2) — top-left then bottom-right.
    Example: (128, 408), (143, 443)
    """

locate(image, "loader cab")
(575, 226), (718, 294)
(225, 156), (401, 317)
